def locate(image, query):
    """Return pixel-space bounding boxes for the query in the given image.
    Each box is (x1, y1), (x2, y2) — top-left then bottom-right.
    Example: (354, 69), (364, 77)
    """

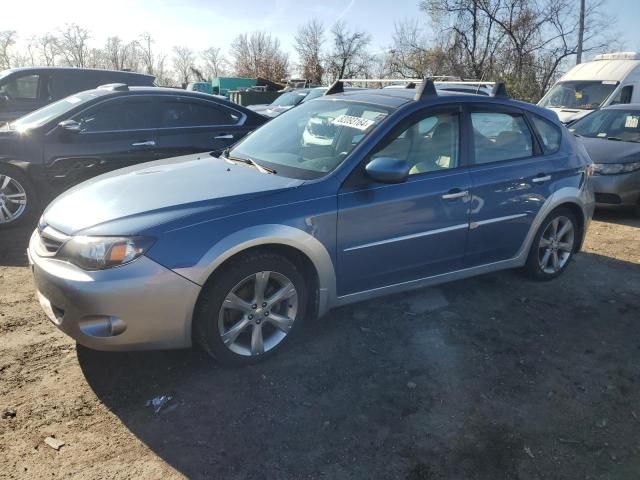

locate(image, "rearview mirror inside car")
(365, 157), (410, 184)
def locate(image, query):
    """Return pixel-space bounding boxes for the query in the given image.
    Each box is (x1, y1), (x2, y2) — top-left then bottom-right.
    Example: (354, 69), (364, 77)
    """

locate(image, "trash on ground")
(2, 409), (16, 419)
(44, 436), (65, 451)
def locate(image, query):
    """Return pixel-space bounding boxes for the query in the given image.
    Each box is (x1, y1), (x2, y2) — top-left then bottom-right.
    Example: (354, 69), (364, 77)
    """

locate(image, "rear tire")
(194, 251), (308, 366)
(524, 207), (578, 281)
(0, 164), (37, 229)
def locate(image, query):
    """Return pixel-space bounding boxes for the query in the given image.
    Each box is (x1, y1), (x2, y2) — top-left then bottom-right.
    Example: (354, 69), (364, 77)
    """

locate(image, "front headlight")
(58, 236), (155, 270)
(592, 162), (640, 175)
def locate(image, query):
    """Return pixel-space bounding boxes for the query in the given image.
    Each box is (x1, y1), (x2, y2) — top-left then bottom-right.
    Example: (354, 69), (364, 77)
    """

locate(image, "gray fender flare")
(174, 224), (337, 317)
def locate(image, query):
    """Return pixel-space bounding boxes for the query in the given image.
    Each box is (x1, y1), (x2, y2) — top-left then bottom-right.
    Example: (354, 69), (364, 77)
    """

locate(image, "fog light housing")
(79, 316), (127, 338)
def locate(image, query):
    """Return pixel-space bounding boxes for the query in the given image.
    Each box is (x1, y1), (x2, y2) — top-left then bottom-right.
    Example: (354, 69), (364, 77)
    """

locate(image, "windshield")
(229, 99), (391, 179)
(539, 80), (618, 110)
(10, 91), (101, 131)
(271, 91), (308, 107)
(569, 109), (640, 142)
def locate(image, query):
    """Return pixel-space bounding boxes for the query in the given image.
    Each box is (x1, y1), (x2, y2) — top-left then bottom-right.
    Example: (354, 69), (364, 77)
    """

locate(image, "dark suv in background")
(0, 84), (267, 227)
(0, 67), (156, 124)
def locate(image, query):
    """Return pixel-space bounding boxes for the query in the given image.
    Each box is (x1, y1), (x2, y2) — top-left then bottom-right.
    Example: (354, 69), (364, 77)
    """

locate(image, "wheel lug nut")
(248, 314), (254, 320)
(251, 304), (257, 309)
(264, 311), (269, 316)
(262, 302), (267, 308)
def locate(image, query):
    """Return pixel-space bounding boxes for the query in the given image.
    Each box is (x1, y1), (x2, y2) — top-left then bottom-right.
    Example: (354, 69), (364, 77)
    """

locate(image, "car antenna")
(324, 80), (344, 96)
(491, 81), (509, 98)
(414, 78), (437, 101)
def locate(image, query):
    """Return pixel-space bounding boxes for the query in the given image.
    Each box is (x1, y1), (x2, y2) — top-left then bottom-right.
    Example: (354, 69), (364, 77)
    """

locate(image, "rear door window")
(161, 98), (240, 128)
(471, 111), (534, 164)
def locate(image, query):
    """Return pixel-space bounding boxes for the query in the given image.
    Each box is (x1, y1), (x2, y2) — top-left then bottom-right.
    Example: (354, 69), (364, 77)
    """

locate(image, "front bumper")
(28, 230), (201, 351)
(592, 170), (640, 208)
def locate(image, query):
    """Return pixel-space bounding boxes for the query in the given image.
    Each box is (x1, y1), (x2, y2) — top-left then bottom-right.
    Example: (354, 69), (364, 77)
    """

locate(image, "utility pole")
(577, 0), (585, 64)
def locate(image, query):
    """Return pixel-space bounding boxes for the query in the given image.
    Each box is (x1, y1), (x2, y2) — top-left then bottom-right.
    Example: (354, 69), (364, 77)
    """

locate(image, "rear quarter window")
(530, 115), (562, 154)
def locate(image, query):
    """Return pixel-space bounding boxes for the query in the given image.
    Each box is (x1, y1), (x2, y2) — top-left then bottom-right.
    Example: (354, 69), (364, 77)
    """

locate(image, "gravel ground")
(0, 211), (639, 480)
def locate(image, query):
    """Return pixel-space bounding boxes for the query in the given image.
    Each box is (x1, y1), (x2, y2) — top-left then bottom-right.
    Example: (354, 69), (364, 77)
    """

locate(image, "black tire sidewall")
(525, 207), (578, 280)
(0, 164), (37, 229)
(194, 251), (308, 366)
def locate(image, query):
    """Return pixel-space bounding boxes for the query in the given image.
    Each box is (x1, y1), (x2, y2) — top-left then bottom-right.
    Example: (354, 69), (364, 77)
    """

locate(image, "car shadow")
(593, 209), (640, 228)
(0, 223), (35, 267)
(77, 251), (640, 479)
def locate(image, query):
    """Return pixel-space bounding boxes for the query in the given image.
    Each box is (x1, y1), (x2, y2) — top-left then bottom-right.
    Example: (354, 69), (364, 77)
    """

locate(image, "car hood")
(577, 136), (640, 164)
(546, 107), (592, 124)
(43, 153), (303, 235)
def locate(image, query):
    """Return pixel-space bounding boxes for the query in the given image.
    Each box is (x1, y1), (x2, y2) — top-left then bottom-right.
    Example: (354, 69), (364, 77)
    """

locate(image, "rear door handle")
(131, 140), (156, 147)
(532, 174), (551, 183)
(442, 189), (469, 200)
(214, 134), (234, 140)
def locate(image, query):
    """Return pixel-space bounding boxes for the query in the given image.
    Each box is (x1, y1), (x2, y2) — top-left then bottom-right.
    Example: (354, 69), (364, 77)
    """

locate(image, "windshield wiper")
(220, 148), (276, 174)
(607, 137), (624, 141)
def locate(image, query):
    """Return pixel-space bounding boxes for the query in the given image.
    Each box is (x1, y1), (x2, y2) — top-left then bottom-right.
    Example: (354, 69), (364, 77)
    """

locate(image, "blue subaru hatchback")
(29, 81), (594, 365)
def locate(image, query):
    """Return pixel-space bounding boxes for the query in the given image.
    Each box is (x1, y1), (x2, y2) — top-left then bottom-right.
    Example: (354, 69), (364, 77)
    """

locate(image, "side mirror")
(0, 94), (8, 103)
(58, 119), (81, 133)
(365, 157), (410, 184)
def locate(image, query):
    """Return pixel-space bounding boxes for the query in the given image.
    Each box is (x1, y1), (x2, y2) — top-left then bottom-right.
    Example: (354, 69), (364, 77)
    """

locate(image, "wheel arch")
(177, 224), (337, 320)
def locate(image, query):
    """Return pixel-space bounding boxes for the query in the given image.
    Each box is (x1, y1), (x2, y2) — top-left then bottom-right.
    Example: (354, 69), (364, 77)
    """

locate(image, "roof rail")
(414, 78), (437, 101)
(98, 83), (129, 92)
(324, 80), (344, 96)
(490, 82), (509, 98)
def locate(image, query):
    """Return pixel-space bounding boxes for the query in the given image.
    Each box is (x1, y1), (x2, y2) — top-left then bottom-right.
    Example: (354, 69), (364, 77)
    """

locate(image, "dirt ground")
(0, 211), (639, 480)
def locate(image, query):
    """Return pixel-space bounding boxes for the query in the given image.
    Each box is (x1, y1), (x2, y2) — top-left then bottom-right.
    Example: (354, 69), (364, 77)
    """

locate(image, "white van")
(538, 52), (640, 123)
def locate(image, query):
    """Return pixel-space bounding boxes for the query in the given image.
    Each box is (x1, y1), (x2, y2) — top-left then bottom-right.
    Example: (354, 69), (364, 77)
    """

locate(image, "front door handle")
(442, 189), (469, 200)
(131, 140), (156, 147)
(532, 174), (551, 183)
(214, 134), (234, 140)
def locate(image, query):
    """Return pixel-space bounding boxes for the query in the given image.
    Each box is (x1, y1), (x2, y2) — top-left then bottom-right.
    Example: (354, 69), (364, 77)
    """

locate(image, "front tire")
(194, 251), (308, 366)
(0, 165), (36, 229)
(524, 207), (578, 280)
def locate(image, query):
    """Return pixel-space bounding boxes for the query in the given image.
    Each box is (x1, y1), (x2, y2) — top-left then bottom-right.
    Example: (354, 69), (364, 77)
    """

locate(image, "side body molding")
(173, 224), (337, 316)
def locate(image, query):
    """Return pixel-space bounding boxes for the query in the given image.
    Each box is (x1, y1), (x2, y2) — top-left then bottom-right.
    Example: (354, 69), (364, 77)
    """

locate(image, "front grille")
(37, 226), (69, 256)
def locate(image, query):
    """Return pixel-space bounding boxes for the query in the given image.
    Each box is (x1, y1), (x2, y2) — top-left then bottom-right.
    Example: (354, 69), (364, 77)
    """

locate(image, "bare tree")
(137, 33), (155, 75)
(230, 31), (289, 80)
(57, 24), (90, 67)
(201, 47), (227, 79)
(104, 36), (138, 70)
(36, 34), (59, 66)
(173, 46), (195, 86)
(325, 21), (371, 80)
(0, 31), (17, 69)
(294, 19), (325, 83)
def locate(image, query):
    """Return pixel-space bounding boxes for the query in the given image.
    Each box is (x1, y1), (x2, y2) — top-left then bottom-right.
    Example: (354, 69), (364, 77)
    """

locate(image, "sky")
(2, 0), (640, 63)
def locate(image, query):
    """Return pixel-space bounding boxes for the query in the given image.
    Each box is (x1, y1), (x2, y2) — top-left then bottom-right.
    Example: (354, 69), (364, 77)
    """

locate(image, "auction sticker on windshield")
(625, 115), (639, 128)
(332, 115), (376, 131)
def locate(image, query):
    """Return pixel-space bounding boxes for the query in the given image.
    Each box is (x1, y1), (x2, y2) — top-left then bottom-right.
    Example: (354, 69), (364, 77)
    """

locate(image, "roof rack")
(98, 83), (129, 92)
(414, 78), (438, 101)
(324, 80), (344, 95)
(490, 82), (509, 98)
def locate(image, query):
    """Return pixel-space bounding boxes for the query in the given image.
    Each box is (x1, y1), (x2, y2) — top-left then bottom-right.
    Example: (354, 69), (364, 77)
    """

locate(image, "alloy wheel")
(0, 174), (27, 225)
(538, 215), (575, 274)
(217, 271), (299, 357)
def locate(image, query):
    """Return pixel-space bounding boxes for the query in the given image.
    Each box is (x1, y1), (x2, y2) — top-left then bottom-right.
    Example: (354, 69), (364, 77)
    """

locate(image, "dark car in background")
(0, 67), (156, 124)
(247, 89), (310, 117)
(569, 104), (640, 216)
(0, 84), (267, 227)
